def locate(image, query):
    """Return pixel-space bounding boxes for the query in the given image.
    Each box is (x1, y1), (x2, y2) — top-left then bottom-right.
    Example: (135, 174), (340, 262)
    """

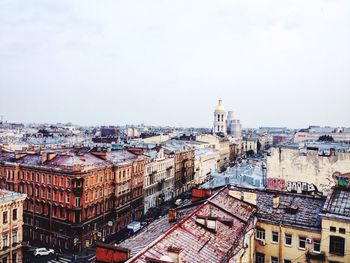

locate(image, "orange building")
(0, 147), (144, 252)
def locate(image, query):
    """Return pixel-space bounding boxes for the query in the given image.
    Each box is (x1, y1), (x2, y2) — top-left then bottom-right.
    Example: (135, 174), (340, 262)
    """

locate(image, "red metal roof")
(125, 187), (256, 263)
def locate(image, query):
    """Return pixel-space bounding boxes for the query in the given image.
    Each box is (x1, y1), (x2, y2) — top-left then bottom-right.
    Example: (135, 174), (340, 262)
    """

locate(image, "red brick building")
(0, 147), (144, 252)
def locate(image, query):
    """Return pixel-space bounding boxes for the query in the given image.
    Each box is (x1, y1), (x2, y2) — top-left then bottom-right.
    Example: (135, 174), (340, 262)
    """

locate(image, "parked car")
(175, 199), (183, 206)
(33, 248), (55, 256)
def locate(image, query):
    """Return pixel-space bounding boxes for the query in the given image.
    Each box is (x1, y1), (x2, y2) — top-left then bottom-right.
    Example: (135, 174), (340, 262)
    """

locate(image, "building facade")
(143, 147), (175, 213)
(213, 99), (226, 135)
(0, 190), (26, 263)
(266, 145), (350, 195)
(0, 148), (145, 252)
(194, 148), (219, 185)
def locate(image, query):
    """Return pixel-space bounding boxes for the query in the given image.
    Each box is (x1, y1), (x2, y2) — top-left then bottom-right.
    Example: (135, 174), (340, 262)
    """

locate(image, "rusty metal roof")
(125, 187), (256, 263)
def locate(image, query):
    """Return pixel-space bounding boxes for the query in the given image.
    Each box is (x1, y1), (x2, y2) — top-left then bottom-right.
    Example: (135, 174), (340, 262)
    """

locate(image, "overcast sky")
(0, 0), (349, 128)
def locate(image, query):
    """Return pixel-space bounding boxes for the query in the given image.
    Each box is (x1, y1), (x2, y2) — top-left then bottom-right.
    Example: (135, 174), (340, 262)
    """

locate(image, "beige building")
(320, 186), (350, 263)
(231, 184), (350, 263)
(196, 134), (230, 171)
(213, 99), (226, 135)
(0, 190), (26, 263)
(194, 148), (219, 185)
(143, 147), (175, 213)
(266, 146), (350, 195)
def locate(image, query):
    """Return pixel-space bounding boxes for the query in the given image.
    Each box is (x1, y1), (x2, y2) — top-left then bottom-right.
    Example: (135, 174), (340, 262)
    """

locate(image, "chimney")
(167, 246), (182, 263)
(15, 151), (26, 160)
(273, 195), (279, 209)
(168, 209), (177, 223)
(41, 152), (49, 163)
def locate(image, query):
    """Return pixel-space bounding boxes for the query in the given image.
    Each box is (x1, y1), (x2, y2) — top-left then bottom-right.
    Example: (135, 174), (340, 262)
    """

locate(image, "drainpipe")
(279, 223), (282, 263)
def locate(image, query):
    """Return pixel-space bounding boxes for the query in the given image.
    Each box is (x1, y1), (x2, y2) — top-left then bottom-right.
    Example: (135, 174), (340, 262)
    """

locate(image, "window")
(270, 256), (278, 263)
(329, 236), (345, 256)
(85, 177), (89, 187)
(272, 231), (279, 243)
(41, 174), (45, 184)
(12, 252), (17, 263)
(41, 188), (45, 198)
(67, 178), (70, 188)
(12, 209), (17, 221)
(85, 192), (89, 202)
(2, 234), (8, 248)
(48, 188), (51, 200)
(284, 260), (292, 263)
(255, 253), (265, 263)
(3, 211), (8, 224)
(12, 231), (17, 244)
(299, 237), (306, 249)
(66, 195), (70, 204)
(256, 228), (265, 241)
(2, 257), (7, 263)
(339, 228), (346, 234)
(75, 197), (81, 207)
(330, 226), (336, 232)
(285, 234), (292, 246)
(313, 240), (320, 253)
(48, 175), (52, 185)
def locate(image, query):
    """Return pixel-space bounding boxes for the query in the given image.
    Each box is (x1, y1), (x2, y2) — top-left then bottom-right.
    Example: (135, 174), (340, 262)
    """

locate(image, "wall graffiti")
(333, 172), (350, 188)
(266, 178), (285, 190)
(286, 181), (321, 195)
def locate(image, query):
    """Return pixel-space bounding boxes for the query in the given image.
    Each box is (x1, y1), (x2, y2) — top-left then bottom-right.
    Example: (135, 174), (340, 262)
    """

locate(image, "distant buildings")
(227, 111), (242, 138)
(294, 126), (350, 142)
(0, 190), (26, 263)
(213, 99), (242, 138)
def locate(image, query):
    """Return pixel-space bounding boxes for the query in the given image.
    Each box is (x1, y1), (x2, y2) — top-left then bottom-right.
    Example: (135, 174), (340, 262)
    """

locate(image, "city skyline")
(1, 0), (349, 128)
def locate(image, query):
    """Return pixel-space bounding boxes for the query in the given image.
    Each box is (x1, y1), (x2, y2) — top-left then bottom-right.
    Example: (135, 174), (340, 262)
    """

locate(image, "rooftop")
(322, 187), (350, 219)
(0, 189), (26, 203)
(235, 187), (326, 231)
(124, 187), (256, 263)
(0, 147), (140, 172)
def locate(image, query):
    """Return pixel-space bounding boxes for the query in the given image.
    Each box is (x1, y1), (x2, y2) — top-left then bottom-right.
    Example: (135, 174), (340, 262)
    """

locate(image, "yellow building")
(320, 187), (350, 263)
(233, 185), (350, 263)
(0, 189), (26, 263)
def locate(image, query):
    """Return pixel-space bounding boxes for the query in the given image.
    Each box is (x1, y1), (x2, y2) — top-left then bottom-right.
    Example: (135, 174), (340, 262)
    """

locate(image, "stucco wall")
(267, 147), (350, 195)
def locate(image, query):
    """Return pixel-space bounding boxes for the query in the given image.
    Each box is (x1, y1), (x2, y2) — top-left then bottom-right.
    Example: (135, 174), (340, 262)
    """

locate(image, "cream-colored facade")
(194, 148), (219, 185)
(255, 222), (323, 263)
(320, 217), (350, 263)
(266, 146), (350, 195)
(196, 134), (230, 171)
(0, 190), (26, 263)
(213, 99), (226, 134)
(242, 138), (258, 155)
(143, 148), (175, 213)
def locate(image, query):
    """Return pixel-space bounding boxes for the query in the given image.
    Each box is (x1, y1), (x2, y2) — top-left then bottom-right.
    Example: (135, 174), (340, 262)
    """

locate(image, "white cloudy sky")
(0, 0), (349, 128)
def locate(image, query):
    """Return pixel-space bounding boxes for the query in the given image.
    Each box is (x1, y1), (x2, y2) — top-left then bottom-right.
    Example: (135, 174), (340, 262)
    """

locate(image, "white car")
(33, 248), (55, 256)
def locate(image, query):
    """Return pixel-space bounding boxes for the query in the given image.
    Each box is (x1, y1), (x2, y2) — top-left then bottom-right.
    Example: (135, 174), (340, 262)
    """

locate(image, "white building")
(226, 111), (242, 138)
(194, 148), (220, 185)
(213, 99), (226, 134)
(143, 147), (175, 213)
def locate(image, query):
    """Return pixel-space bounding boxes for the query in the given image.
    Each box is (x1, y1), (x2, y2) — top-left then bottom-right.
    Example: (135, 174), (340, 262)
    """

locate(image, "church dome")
(215, 99), (225, 112)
